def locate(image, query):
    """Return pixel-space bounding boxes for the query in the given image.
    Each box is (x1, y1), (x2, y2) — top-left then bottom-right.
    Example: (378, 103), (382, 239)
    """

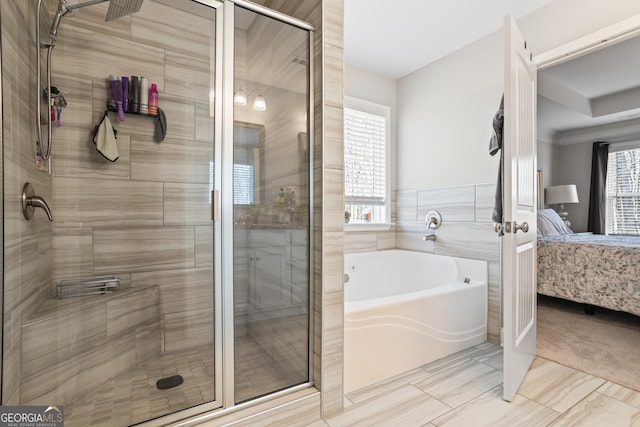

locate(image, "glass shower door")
(230, 4), (312, 403)
(1, 0), (222, 425)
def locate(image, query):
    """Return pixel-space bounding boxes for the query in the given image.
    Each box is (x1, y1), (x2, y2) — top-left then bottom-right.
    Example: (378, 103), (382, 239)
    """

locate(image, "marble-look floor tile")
(432, 386), (560, 427)
(518, 358), (606, 413)
(326, 384), (450, 427)
(549, 392), (640, 427)
(414, 359), (503, 408)
(597, 381), (640, 409)
(345, 367), (431, 405)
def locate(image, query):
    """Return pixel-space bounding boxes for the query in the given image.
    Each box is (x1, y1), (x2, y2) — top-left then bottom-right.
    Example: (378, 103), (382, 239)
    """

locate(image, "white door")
(502, 15), (537, 402)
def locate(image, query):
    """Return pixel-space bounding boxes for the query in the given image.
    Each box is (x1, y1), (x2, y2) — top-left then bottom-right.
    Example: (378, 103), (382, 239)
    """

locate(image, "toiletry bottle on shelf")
(130, 76), (139, 113)
(139, 76), (149, 114)
(122, 76), (129, 112)
(148, 83), (158, 116)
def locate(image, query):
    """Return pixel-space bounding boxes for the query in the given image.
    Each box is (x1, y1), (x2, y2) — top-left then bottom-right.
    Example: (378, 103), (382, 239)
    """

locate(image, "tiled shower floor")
(64, 334), (299, 426)
(64, 345), (215, 426)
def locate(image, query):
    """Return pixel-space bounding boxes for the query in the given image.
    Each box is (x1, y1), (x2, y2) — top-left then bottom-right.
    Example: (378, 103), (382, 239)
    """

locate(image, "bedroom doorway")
(530, 16), (640, 392)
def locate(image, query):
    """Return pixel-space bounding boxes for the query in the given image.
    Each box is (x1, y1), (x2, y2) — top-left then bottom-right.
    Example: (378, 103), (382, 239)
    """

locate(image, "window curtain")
(587, 142), (609, 234)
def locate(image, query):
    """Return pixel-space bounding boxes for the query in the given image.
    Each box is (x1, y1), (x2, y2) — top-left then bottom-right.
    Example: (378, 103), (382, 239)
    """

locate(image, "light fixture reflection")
(253, 94), (267, 111)
(233, 88), (247, 106)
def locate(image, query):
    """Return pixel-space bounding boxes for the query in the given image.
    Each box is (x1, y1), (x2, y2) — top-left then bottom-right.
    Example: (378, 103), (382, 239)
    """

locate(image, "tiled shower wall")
(1, 0), (55, 405)
(345, 183), (501, 343)
(49, 0), (217, 354)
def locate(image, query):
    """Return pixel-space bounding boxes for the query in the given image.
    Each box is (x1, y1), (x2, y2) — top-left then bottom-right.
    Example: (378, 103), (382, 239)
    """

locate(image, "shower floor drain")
(156, 374), (184, 390)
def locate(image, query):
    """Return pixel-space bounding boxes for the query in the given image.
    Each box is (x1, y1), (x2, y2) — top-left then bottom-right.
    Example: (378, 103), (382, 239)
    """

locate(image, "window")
(606, 146), (640, 235)
(344, 97), (390, 225)
(233, 163), (254, 205)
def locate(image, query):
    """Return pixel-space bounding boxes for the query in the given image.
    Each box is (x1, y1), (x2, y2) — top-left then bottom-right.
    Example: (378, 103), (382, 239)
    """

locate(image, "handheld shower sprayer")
(36, 0), (145, 161)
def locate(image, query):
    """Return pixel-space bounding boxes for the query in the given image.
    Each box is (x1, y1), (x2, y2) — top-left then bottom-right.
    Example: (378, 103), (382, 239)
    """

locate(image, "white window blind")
(606, 148), (640, 235)
(233, 163), (254, 205)
(344, 107), (387, 206)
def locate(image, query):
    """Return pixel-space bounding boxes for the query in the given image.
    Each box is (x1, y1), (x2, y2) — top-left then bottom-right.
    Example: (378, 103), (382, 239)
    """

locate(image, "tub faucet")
(423, 233), (436, 241)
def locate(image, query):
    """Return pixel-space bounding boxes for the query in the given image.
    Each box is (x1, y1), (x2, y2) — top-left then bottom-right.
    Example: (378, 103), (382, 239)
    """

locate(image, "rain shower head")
(48, 0), (145, 42)
(105, 0), (144, 21)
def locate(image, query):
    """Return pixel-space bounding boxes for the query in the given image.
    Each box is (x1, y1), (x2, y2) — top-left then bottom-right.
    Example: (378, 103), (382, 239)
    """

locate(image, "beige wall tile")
(195, 225), (214, 268)
(195, 100), (215, 142)
(53, 25), (165, 87)
(164, 308), (214, 352)
(433, 222), (499, 262)
(130, 137), (212, 184)
(132, 0), (216, 60)
(53, 129), (131, 180)
(132, 268), (214, 315)
(397, 189), (418, 221)
(53, 177), (163, 228)
(418, 185), (476, 222)
(343, 231), (377, 254)
(476, 183), (496, 223)
(52, 227), (93, 283)
(107, 286), (159, 337)
(165, 50), (213, 102)
(164, 183), (212, 226)
(93, 226), (195, 273)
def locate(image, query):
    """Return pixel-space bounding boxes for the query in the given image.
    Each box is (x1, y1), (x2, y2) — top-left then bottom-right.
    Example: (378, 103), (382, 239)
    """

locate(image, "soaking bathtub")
(344, 250), (488, 393)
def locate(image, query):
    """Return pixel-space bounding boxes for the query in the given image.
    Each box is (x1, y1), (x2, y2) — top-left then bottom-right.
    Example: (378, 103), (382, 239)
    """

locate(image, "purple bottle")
(122, 76), (129, 113)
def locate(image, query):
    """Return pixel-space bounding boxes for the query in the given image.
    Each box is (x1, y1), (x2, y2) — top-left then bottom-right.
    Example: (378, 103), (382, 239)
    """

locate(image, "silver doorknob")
(513, 221), (529, 233)
(494, 223), (503, 233)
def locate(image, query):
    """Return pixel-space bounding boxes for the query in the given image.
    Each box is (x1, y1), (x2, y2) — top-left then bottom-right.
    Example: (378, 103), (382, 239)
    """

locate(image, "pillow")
(537, 209), (573, 237)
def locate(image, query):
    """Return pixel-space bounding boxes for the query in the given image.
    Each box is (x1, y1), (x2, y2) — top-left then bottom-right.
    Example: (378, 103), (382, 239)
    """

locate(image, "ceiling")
(343, 0), (553, 79)
(344, 0), (640, 144)
(538, 35), (640, 143)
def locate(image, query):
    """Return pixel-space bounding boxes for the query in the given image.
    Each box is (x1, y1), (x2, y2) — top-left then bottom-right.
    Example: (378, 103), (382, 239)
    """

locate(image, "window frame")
(605, 140), (640, 235)
(343, 96), (391, 230)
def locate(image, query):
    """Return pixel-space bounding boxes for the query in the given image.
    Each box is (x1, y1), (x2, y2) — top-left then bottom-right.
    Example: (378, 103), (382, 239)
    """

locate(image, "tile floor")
(62, 340), (640, 426)
(319, 342), (640, 427)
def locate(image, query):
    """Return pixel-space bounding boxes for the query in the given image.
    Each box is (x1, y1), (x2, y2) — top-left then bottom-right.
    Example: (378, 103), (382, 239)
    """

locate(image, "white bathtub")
(344, 250), (488, 393)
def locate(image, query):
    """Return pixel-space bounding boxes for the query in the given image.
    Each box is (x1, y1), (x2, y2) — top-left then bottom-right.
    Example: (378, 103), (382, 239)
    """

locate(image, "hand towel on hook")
(93, 111), (119, 162)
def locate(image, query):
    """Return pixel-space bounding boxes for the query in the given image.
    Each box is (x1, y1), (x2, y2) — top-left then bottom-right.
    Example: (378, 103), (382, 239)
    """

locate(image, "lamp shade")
(545, 184), (579, 205)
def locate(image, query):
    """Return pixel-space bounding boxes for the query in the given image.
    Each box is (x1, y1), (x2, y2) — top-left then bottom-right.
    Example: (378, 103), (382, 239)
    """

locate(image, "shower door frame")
(219, 0), (316, 412)
(143, 0), (316, 424)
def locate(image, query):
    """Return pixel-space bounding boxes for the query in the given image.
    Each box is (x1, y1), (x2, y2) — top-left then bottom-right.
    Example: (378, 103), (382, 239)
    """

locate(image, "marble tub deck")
(306, 342), (640, 427)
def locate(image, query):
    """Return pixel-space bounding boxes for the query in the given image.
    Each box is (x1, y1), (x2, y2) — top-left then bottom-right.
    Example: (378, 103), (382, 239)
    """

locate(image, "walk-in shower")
(2, 0), (314, 425)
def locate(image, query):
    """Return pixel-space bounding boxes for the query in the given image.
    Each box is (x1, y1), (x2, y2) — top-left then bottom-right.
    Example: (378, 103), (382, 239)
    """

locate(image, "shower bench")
(20, 285), (161, 406)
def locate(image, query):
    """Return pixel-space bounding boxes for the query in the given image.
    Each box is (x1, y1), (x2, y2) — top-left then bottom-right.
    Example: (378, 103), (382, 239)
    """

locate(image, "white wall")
(396, 0), (640, 191)
(554, 142), (593, 232)
(537, 139), (557, 190)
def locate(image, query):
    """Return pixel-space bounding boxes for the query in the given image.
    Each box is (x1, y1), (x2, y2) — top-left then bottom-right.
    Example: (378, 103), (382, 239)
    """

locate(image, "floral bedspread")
(537, 233), (640, 317)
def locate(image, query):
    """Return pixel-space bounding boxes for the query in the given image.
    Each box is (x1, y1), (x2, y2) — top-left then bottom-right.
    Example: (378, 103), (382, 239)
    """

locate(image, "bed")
(536, 209), (640, 317)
